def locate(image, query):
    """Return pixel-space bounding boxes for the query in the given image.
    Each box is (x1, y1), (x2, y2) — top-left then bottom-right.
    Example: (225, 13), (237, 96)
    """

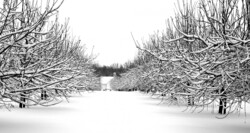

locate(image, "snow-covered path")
(1, 91), (250, 133)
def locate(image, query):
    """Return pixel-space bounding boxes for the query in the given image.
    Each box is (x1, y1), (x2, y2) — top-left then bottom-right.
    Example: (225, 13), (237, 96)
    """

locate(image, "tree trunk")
(218, 96), (227, 114)
(218, 0), (227, 115)
(218, 86), (227, 114)
(41, 90), (47, 100)
(188, 95), (194, 106)
(19, 93), (26, 108)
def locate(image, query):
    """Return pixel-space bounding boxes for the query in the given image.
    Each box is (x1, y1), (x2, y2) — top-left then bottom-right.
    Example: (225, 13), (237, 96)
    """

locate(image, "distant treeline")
(92, 64), (126, 77)
(92, 58), (143, 77)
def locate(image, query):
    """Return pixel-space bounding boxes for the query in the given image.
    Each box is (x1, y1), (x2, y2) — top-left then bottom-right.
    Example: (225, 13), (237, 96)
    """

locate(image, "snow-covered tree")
(129, 0), (250, 117)
(0, 0), (96, 109)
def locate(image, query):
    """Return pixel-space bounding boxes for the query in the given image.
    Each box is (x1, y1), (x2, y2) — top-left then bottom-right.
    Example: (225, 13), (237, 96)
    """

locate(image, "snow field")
(0, 91), (250, 133)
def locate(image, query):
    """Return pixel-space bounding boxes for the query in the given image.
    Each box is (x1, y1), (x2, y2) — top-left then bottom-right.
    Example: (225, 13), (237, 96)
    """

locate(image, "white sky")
(58, 0), (176, 66)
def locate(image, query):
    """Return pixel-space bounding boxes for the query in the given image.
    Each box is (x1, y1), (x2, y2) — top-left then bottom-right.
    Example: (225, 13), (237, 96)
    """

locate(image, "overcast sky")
(58, 0), (176, 66)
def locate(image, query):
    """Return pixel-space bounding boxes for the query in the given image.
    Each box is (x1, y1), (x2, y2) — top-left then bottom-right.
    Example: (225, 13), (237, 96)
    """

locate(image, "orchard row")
(0, 0), (100, 109)
(111, 0), (250, 117)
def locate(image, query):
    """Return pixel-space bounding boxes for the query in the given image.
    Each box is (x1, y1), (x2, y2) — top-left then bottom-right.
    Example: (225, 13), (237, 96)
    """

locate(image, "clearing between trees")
(1, 91), (249, 133)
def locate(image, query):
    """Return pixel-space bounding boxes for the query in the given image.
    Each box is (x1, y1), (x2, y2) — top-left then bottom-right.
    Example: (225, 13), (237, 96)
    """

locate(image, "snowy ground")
(1, 91), (250, 133)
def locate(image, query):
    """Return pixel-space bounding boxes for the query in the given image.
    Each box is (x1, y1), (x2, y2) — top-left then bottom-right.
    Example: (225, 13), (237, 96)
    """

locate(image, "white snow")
(100, 76), (113, 90)
(1, 91), (250, 133)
